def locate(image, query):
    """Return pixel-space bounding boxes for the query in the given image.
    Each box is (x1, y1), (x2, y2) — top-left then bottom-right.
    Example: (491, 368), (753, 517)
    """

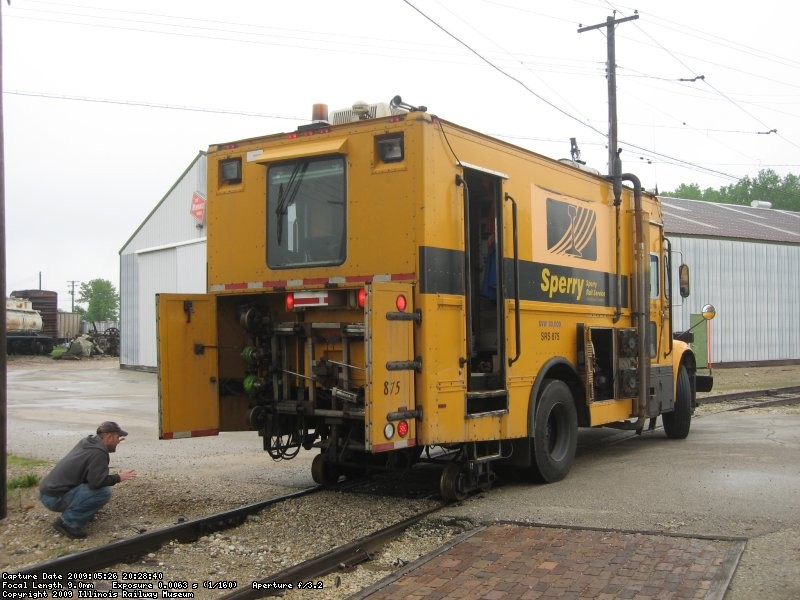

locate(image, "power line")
(622, 3), (800, 71)
(9, 1), (797, 184)
(601, 3), (800, 155)
(7, 6), (541, 70)
(4, 90), (307, 121)
(401, 1), (746, 182)
(401, 0), (608, 140)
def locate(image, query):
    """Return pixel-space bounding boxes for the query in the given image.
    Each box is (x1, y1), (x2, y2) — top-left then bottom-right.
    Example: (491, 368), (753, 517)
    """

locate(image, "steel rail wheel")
(440, 462), (467, 502)
(311, 453), (339, 485)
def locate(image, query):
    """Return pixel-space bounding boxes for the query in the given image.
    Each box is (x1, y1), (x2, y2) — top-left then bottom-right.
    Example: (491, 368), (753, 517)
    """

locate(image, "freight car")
(157, 97), (715, 500)
(57, 311), (81, 343)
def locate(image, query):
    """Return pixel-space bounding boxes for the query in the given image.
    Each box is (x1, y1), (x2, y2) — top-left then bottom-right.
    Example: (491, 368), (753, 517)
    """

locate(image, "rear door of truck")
(157, 293), (220, 439)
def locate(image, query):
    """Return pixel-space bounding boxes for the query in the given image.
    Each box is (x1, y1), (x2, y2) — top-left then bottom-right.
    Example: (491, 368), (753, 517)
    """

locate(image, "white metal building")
(119, 152), (207, 370)
(663, 197), (800, 365)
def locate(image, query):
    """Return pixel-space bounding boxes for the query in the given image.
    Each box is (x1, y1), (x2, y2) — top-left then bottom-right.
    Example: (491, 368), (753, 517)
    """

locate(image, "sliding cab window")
(267, 156), (346, 269)
(650, 254), (660, 299)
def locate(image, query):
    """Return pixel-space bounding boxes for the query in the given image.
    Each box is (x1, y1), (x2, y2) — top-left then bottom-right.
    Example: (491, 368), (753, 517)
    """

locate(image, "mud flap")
(157, 293), (220, 439)
(365, 281), (418, 453)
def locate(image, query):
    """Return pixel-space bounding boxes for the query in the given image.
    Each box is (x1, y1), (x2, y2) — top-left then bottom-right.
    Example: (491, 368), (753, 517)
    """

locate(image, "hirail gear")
(157, 97), (715, 501)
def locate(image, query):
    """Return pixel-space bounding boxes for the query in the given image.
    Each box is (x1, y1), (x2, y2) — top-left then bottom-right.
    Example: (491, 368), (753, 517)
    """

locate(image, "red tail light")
(396, 294), (407, 311)
(358, 288), (366, 308)
(397, 420), (409, 437)
(285, 293), (295, 311)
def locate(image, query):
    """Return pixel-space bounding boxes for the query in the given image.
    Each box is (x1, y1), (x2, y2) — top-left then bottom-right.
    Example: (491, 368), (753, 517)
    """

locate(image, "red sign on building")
(190, 192), (206, 224)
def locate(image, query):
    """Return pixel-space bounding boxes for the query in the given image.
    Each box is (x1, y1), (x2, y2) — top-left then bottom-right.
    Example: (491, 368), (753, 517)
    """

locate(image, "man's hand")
(119, 469), (137, 482)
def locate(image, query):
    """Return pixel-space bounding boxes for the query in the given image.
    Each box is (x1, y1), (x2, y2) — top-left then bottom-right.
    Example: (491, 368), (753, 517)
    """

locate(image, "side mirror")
(702, 304), (716, 321)
(679, 264), (690, 298)
(673, 304), (717, 343)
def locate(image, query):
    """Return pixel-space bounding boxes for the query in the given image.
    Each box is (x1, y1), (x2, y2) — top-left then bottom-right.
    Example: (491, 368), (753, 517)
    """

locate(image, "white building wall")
(119, 153), (208, 369)
(669, 235), (800, 364)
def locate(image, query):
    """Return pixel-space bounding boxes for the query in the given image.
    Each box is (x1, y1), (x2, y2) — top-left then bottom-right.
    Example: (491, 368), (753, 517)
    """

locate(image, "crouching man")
(39, 421), (137, 539)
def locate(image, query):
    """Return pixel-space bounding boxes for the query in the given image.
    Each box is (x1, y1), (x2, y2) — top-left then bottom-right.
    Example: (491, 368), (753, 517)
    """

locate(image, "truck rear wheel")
(530, 379), (578, 483)
(663, 365), (692, 439)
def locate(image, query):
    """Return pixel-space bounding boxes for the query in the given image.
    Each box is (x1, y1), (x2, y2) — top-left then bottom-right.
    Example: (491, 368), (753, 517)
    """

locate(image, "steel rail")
(730, 392), (800, 411)
(220, 504), (444, 599)
(698, 385), (800, 404)
(15, 486), (321, 577)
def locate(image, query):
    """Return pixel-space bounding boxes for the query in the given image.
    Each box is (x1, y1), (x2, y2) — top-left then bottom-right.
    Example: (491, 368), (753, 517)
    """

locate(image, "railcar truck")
(157, 97), (714, 500)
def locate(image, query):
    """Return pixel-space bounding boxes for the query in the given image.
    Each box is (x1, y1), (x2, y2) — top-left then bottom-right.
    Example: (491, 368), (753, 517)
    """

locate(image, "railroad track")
(15, 486), (322, 578)
(729, 391), (800, 411)
(697, 388), (800, 413)
(219, 504), (445, 600)
(10, 469), (446, 598)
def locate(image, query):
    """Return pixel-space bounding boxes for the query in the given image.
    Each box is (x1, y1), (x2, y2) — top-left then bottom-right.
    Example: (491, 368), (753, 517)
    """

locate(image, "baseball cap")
(97, 421), (129, 437)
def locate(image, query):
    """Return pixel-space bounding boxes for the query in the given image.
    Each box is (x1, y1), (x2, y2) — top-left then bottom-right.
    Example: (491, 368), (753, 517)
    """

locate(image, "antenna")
(570, 137), (581, 163)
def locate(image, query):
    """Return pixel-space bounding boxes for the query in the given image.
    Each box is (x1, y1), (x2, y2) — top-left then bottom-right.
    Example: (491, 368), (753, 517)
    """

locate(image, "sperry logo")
(546, 198), (597, 260)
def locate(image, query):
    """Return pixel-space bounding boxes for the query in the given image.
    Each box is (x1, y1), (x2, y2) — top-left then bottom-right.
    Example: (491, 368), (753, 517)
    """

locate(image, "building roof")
(661, 196), (800, 244)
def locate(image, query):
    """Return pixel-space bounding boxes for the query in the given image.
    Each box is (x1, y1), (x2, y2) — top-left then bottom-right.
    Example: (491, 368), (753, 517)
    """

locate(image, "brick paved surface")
(363, 523), (740, 600)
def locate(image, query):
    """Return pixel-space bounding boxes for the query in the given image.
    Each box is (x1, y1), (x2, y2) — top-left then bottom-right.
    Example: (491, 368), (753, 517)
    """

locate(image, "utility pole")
(67, 280), (80, 312)
(578, 13), (639, 176)
(1, 0), (7, 520)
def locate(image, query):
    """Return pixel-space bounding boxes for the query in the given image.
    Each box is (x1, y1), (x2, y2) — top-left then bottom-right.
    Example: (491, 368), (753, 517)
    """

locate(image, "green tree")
(663, 169), (800, 211)
(669, 183), (703, 200)
(77, 279), (119, 322)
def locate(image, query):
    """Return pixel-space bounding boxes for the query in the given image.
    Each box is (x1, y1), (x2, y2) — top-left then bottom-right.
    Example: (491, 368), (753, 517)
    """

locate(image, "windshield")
(267, 156), (346, 269)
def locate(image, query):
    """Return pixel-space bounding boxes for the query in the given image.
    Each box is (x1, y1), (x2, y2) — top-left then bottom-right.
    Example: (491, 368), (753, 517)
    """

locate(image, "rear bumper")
(696, 374), (714, 393)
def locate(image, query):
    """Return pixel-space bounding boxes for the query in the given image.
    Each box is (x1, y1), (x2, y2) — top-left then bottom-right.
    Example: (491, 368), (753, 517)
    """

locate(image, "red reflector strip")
(345, 275), (375, 283)
(211, 273), (415, 292)
(302, 277), (330, 286)
(262, 280), (289, 288)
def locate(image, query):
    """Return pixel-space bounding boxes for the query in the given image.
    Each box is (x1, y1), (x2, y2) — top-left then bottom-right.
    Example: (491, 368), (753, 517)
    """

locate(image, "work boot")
(53, 517), (87, 539)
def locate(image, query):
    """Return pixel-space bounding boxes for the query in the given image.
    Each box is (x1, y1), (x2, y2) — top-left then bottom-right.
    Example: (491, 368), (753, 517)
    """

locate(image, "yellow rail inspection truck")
(157, 97), (714, 501)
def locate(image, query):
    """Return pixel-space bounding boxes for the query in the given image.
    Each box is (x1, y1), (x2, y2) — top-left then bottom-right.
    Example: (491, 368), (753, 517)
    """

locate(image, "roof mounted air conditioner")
(329, 101), (405, 125)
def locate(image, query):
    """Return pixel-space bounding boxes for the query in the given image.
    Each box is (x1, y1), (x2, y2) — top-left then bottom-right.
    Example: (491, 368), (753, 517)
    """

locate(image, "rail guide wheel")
(440, 462), (468, 502)
(311, 453), (339, 485)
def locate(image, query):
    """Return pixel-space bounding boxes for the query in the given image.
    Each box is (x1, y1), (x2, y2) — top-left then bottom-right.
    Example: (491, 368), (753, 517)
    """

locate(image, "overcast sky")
(3, 0), (798, 310)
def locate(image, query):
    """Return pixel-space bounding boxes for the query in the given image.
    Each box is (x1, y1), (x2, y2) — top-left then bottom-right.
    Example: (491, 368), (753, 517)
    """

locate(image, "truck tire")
(530, 379), (578, 483)
(663, 365), (692, 439)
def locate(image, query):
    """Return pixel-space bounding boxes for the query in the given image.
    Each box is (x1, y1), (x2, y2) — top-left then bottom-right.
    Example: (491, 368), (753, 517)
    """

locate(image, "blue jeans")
(39, 484), (112, 529)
